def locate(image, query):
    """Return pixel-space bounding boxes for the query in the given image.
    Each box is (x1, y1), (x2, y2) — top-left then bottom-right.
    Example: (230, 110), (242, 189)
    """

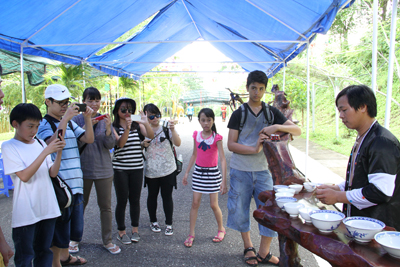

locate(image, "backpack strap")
(44, 114), (73, 133)
(238, 104), (247, 135)
(261, 101), (274, 125)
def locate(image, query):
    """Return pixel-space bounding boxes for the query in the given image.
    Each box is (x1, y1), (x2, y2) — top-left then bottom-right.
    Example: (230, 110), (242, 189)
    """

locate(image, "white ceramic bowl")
(303, 182), (321, 192)
(283, 203), (305, 217)
(275, 197), (297, 209)
(374, 231), (400, 258)
(289, 184), (303, 194)
(309, 210), (345, 233)
(343, 217), (385, 243)
(275, 192), (295, 198)
(273, 185), (288, 192)
(277, 188), (296, 195)
(298, 207), (320, 223)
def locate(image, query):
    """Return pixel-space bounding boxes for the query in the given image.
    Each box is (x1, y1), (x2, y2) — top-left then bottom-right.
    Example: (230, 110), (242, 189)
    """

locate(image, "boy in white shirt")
(1, 103), (65, 266)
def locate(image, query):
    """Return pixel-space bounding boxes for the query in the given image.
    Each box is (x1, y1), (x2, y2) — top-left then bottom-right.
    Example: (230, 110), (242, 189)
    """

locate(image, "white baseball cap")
(45, 84), (71, 100)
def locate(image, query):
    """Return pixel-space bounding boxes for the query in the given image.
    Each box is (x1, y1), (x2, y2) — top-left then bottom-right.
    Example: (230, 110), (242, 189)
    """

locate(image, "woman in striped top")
(182, 108), (227, 248)
(112, 98), (154, 245)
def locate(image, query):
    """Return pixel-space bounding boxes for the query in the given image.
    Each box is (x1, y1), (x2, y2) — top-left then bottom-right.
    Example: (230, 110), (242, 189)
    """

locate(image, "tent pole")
(335, 79), (339, 139)
(305, 41), (310, 179)
(283, 63), (286, 91)
(20, 45), (26, 103)
(384, 0), (398, 129)
(312, 83), (315, 132)
(371, 0), (378, 94)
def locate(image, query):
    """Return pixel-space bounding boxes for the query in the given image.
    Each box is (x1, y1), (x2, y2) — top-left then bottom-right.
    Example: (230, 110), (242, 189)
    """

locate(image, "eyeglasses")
(52, 100), (71, 107)
(148, 114), (161, 120)
(120, 108), (133, 113)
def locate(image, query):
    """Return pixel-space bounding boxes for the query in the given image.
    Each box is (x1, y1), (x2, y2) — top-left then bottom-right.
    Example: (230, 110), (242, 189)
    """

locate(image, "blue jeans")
(53, 193), (84, 248)
(227, 168), (277, 237)
(12, 218), (57, 267)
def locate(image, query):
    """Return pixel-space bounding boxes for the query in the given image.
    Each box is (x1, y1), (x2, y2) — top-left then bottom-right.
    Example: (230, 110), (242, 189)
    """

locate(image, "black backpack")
(238, 101), (274, 135)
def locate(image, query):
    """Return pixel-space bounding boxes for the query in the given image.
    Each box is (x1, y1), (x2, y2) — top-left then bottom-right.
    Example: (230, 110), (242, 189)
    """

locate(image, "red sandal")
(184, 235), (195, 248)
(212, 230), (226, 243)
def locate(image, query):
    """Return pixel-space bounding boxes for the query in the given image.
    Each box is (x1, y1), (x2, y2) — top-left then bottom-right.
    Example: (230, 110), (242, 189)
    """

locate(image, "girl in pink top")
(182, 108), (227, 248)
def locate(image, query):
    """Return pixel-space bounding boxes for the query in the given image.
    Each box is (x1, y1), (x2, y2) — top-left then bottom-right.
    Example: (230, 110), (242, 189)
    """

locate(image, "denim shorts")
(53, 193), (84, 248)
(227, 168), (277, 237)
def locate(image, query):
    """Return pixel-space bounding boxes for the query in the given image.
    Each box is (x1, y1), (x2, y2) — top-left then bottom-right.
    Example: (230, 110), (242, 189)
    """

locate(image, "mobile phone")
(131, 114), (141, 121)
(57, 129), (63, 140)
(75, 103), (87, 112)
(94, 114), (107, 121)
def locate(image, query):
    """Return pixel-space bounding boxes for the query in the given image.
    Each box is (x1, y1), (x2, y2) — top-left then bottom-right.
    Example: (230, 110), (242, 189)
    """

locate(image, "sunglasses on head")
(120, 108), (133, 114)
(148, 114), (161, 120)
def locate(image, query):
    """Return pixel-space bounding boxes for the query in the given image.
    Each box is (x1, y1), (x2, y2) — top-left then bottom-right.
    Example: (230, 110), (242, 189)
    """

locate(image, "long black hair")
(198, 108), (217, 134)
(112, 98), (137, 129)
(82, 87), (101, 101)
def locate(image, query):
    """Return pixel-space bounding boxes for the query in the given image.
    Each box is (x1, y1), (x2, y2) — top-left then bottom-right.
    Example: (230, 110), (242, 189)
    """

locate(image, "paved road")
(0, 117), (321, 267)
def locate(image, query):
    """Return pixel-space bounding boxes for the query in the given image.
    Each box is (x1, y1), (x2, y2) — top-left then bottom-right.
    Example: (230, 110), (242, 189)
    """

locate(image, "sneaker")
(131, 232), (141, 242)
(150, 222), (161, 233)
(117, 233), (131, 245)
(165, 225), (173, 236)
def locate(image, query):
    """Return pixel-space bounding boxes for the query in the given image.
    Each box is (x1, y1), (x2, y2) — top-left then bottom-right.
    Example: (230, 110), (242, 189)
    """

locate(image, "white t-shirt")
(1, 138), (61, 228)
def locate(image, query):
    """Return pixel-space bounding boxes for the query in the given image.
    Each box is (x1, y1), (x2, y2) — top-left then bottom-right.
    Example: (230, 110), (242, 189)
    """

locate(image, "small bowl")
(309, 210), (345, 233)
(299, 207), (320, 223)
(276, 188), (296, 195)
(289, 184), (303, 194)
(343, 217), (385, 243)
(303, 182), (321, 192)
(273, 185), (288, 192)
(374, 231), (400, 258)
(283, 203), (305, 218)
(275, 197), (297, 209)
(275, 192), (295, 198)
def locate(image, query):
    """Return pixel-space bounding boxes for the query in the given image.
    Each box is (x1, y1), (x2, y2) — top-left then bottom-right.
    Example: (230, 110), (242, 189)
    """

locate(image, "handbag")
(163, 127), (183, 174)
(35, 137), (73, 211)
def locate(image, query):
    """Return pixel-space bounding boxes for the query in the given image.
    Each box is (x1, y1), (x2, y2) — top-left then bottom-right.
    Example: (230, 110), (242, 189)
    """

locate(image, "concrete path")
(0, 117), (352, 267)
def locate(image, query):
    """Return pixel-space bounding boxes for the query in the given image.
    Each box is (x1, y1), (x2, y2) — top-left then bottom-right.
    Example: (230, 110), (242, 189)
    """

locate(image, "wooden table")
(253, 190), (400, 267)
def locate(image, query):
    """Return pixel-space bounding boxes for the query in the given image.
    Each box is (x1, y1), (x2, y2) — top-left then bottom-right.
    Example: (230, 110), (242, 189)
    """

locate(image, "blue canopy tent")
(0, 0), (355, 179)
(0, 0), (353, 81)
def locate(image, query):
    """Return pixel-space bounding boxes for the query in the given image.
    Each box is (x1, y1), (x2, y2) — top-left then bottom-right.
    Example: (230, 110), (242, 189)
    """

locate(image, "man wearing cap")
(37, 84), (94, 266)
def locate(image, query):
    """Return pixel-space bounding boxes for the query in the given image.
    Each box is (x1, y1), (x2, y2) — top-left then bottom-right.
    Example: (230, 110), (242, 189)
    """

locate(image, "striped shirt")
(37, 116), (85, 194)
(112, 126), (144, 170)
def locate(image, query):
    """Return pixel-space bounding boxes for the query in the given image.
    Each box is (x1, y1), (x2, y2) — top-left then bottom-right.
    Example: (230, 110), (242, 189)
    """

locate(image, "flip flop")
(184, 235), (195, 248)
(257, 252), (279, 266)
(212, 230), (226, 243)
(61, 254), (87, 266)
(68, 241), (79, 253)
(244, 247), (258, 267)
(104, 244), (121, 255)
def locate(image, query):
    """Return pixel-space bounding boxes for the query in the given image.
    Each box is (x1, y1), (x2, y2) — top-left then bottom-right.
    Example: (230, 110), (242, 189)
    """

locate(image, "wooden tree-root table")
(253, 190), (400, 267)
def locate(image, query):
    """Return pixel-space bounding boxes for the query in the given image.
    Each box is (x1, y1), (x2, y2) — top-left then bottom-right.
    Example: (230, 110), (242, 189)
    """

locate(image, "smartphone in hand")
(94, 114), (107, 121)
(57, 129), (63, 140)
(75, 103), (87, 112)
(131, 114), (141, 121)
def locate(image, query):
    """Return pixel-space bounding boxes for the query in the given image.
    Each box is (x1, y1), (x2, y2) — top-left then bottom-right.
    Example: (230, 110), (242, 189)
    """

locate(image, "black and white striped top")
(112, 126), (143, 170)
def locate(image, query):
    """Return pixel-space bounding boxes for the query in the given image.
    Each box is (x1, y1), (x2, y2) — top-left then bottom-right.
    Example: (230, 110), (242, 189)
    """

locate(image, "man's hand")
(316, 188), (339, 205)
(64, 104), (80, 121)
(254, 133), (269, 153)
(259, 125), (279, 138)
(44, 137), (66, 155)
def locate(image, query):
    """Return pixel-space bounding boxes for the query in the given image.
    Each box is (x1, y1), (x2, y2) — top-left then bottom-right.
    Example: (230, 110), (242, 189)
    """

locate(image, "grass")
(300, 126), (356, 156)
(0, 132), (14, 141)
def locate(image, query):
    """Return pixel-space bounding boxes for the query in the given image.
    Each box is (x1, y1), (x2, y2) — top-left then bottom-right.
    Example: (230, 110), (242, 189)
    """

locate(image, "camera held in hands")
(75, 103), (87, 112)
